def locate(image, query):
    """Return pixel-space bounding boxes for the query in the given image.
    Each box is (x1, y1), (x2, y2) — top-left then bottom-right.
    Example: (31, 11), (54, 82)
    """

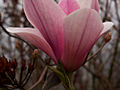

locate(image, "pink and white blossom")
(7, 0), (113, 71)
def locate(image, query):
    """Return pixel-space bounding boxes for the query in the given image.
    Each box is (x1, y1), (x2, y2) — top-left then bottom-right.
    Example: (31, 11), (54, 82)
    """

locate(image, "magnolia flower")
(7, 0), (113, 71)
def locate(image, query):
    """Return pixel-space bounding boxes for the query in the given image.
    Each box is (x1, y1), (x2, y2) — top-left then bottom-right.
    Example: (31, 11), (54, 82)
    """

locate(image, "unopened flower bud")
(33, 49), (38, 56)
(32, 49), (38, 60)
(33, 49), (38, 55)
(104, 32), (112, 42)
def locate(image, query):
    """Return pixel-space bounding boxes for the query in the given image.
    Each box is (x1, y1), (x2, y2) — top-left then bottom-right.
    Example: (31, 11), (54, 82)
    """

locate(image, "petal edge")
(6, 27), (57, 63)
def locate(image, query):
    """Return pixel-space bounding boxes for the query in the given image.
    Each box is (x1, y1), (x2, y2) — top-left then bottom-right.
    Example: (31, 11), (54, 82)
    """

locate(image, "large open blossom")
(7, 0), (113, 71)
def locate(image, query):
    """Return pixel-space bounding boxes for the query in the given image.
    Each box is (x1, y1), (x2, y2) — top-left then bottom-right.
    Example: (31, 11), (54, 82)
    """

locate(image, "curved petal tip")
(100, 22), (114, 35)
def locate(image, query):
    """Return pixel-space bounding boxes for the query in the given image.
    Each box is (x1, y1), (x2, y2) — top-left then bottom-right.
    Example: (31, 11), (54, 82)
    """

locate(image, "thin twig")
(27, 66), (48, 90)
(22, 56), (36, 87)
(5, 72), (25, 90)
(21, 70), (30, 85)
(5, 72), (15, 85)
(87, 42), (106, 61)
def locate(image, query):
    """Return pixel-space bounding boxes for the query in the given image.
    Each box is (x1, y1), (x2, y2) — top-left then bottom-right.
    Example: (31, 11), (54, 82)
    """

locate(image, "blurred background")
(0, 0), (120, 90)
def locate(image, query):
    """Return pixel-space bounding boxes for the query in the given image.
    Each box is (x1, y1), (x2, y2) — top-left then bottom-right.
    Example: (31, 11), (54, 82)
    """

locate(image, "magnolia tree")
(0, 0), (119, 90)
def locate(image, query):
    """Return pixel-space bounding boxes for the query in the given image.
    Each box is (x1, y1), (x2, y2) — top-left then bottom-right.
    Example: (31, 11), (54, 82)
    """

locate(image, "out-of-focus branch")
(103, 0), (109, 22)
(83, 66), (113, 90)
(108, 33), (120, 81)
(108, 0), (120, 81)
(22, 49), (38, 87)
(27, 66), (48, 90)
(114, 0), (120, 22)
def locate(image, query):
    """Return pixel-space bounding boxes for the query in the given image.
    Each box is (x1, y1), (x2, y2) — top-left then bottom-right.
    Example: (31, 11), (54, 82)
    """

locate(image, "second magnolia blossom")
(7, 0), (113, 71)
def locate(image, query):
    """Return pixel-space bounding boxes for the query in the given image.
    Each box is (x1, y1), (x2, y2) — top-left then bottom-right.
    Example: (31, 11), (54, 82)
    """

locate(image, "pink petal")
(58, 0), (80, 15)
(77, 0), (99, 12)
(24, 0), (66, 60)
(6, 28), (57, 63)
(62, 9), (103, 71)
(100, 22), (113, 36)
